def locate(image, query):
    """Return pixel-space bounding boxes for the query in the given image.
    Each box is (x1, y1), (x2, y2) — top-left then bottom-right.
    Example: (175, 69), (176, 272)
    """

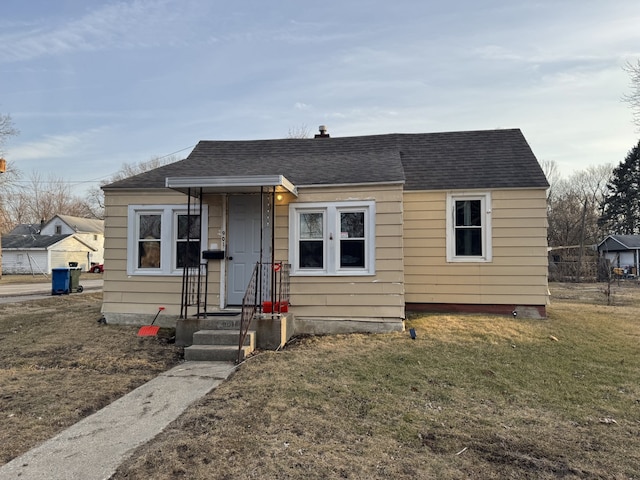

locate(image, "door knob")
(228, 256), (233, 260)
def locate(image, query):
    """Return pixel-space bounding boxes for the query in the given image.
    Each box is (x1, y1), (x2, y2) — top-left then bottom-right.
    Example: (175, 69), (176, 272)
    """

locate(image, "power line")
(5, 144), (196, 186)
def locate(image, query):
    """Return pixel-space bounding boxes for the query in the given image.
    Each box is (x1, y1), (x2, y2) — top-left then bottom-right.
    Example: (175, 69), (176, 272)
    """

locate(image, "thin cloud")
(0, 0), (182, 62)
(9, 128), (106, 160)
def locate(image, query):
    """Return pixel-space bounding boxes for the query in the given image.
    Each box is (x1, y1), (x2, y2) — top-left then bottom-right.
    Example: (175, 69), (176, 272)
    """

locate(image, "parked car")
(91, 264), (104, 273)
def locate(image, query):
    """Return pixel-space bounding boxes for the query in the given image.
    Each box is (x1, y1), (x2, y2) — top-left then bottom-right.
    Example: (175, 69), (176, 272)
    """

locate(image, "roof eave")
(165, 175), (298, 196)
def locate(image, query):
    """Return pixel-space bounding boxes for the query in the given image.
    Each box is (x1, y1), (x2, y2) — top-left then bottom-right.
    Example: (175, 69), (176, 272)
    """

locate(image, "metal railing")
(238, 262), (290, 363)
(180, 263), (208, 318)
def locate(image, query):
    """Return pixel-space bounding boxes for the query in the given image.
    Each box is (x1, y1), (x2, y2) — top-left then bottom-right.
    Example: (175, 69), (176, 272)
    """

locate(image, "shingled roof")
(47, 215), (104, 234)
(103, 129), (548, 191)
(6, 223), (42, 236)
(1, 234), (72, 250)
(598, 235), (640, 252)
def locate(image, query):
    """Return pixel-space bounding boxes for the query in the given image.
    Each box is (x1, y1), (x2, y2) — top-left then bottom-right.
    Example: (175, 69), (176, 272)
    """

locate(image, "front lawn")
(112, 282), (640, 479)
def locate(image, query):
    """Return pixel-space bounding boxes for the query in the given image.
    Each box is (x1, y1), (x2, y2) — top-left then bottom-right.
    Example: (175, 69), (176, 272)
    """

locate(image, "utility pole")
(0, 157), (5, 278)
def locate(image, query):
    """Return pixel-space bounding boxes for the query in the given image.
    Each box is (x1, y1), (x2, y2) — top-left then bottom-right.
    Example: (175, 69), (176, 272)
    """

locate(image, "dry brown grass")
(2, 282), (640, 478)
(110, 282), (640, 480)
(0, 292), (182, 464)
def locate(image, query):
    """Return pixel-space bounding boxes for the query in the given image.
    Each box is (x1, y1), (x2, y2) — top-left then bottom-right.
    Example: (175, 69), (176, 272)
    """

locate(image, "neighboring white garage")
(1, 234), (97, 275)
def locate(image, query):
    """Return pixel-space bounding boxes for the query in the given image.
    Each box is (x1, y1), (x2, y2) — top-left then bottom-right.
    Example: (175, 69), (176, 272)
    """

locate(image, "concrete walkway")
(0, 361), (236, 480)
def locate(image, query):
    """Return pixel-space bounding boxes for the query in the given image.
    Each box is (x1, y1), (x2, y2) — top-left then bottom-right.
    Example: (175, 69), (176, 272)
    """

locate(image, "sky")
(1, 0), (639, 195)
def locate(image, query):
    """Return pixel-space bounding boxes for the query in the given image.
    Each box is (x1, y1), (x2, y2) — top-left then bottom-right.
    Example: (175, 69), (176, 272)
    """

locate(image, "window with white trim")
(446, 193), (492, 262)
(289, 201), (375, 275)
(127, 205), (208, 275)
(175, 212), (202, 268)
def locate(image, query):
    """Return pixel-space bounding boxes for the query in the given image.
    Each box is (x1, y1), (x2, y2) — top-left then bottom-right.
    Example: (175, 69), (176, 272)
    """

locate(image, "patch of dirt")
(3, 281), (640, 479)
(0, 292), (182, 465)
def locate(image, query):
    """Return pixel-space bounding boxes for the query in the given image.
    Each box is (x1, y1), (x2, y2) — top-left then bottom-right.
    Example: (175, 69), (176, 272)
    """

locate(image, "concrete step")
(176, 315), (245, 346)
(196, 316), (243, 330)
(184, 344), (253, 362)
(193, 329), (255, 348)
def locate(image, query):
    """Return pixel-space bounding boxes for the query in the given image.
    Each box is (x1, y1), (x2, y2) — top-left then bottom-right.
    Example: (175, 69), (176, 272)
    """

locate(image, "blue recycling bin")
(52, 268), (70, 295)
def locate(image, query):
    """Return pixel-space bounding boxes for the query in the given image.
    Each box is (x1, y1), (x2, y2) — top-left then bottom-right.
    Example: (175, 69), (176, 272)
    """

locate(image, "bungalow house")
(597, 234), (640, 277)
(100, 127), (549, 350)
(1, 215), (104, 274)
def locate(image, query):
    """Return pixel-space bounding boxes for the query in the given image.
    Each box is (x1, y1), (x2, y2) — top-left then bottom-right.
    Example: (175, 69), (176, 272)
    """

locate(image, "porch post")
(271, 187), (276, 307)
(258, 187), (264, 308)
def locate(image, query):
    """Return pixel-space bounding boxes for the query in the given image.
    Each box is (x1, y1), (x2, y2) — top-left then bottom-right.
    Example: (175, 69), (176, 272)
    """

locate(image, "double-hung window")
(128, 205), (207, 275)
(136, 213), (162, 269)
(290, 201), (375, 275)
(175, 212), (202, 268)
(446, 193), (492, 262)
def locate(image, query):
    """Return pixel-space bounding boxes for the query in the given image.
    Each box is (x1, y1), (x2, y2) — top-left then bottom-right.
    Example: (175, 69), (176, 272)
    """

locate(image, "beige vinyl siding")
(102, 190), (223, 318)
(403, 188), (548, 307)
(102, 185), (405, 325)
(283, 184), (405, 323)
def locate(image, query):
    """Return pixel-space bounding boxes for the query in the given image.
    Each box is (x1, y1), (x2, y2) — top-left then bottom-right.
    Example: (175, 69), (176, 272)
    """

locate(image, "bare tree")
(1, 172), (93, 232)
(0, 112), (20, 235)
(84, 154), (182, 219)
(0, 161), (22, 227)
(573, 165), (613, 281)
(547, 164), (612, 248)
(0, 112), (19, 155)
(287, 124), (311, 139)
(547, 164), (613, 281)
(623, 60), (640, 129)
(539, 159), (560, 199)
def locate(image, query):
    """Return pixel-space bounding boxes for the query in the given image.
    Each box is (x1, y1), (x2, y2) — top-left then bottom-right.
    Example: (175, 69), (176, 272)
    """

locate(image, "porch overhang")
(165, 175), (298, 196)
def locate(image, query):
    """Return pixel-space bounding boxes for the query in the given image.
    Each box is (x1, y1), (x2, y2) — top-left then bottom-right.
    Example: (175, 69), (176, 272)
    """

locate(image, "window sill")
(446, 257), (491, 263)
(290, 270), (375, 277)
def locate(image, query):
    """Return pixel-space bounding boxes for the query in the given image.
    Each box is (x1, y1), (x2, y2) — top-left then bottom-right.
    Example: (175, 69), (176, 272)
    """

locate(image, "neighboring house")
(101, 128), (549, 336)
(1, 215), (104, 274)
(40, 215), (105, 268)
(597, 235), (640, 276)
(1, 234), (97, 275)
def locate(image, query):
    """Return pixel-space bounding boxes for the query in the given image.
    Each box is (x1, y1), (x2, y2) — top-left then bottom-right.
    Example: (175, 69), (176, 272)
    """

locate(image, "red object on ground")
(137, 306), (165, 337)
(137, 325), (160, 337)
(262, 301), (272, 313)
(276, 301), (289, 313)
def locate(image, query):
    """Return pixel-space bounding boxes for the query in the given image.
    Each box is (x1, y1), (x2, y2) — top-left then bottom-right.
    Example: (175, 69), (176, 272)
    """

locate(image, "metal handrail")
(238, 262), (291, 363)
(238, 262), (259, 363)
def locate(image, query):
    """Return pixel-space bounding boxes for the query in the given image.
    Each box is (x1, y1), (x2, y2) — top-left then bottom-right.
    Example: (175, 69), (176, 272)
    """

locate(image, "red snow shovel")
(137, 306), (165, 337)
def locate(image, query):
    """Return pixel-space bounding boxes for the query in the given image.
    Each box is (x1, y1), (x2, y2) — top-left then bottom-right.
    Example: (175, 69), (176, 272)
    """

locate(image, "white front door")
(227, 195), (263, 305)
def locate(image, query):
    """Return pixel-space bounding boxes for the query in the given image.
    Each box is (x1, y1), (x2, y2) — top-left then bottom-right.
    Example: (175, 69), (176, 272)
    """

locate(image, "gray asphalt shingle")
(103, 129), (548, 191)
(1, 234), (72, 249)
(599, 235), (640, 251)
